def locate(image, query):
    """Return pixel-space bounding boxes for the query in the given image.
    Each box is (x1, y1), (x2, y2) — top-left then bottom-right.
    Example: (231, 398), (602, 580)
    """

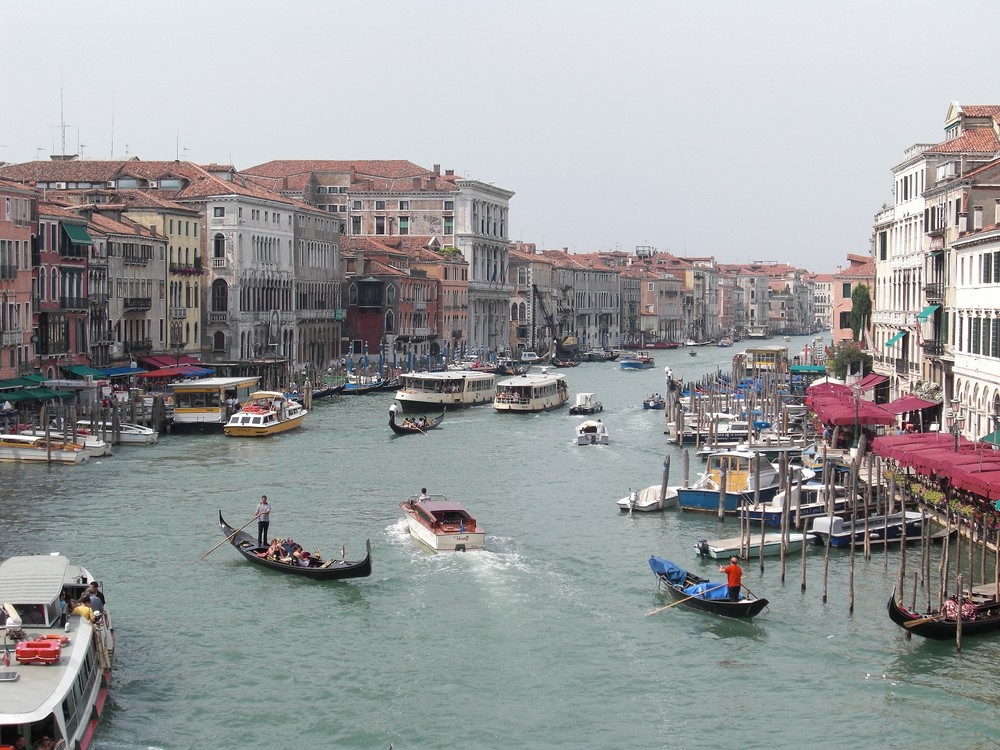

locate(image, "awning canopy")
(981, 427), (1000, 446)
(791, 365), (827, 373)
(885, 330), (908, 347)
(63, 364), (107, 379)
(883, 394), (938, 414)
(916, 304), (940, 322)
(140, 354), (204, 369)
(137, 365), (212, 378)
(100, 366), (146, 378)
(857, 373), (888, 392)
(62, 223), (94, 245)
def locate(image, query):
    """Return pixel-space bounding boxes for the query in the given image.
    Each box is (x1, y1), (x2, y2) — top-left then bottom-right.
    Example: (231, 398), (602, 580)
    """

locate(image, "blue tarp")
(682, 582), (731, 600)
(648, 557), (687, 585)
(101, 366), (145, 377)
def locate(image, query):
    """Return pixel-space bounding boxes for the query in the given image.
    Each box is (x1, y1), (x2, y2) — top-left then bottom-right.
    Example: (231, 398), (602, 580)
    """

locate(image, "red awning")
(954, 469), (1000, 500)
(140, 354), (204, 368)
(857, 373), (888, 392)
(811, 398), (896, 427)
(883, 394), (938, 415)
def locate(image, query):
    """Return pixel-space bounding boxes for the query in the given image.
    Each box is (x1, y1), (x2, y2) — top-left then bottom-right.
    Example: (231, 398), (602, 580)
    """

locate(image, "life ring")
(43, 634), (70, 644)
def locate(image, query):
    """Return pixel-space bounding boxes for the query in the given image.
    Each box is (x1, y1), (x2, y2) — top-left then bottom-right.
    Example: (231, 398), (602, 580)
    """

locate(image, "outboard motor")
(696, 540), (709, 558)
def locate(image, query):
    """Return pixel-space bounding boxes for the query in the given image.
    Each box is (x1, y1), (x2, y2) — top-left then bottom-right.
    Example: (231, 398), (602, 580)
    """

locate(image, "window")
(352, 200), (362, 211)
(647, 282), (654, 292)
(375, 200), (386, 211)
(444, 200), (454, 211)
(399, 216), (409, 235)
(839, 311), (850, 329)
(213, 207), (225, 218)
(842, 282), (851, 298)
(399, 200), (409, 210)
(351, 216), (361, 234)
(443, 216), (453, 235)
(985, 254), (994, 284)
(375, 217), (385, 235)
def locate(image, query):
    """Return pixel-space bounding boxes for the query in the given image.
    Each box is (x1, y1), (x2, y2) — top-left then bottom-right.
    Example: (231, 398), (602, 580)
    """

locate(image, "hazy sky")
(3, 1), (998, 272)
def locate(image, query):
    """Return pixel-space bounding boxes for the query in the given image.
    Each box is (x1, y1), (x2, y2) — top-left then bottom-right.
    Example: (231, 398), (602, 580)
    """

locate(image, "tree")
(830, 339), (872, 379)
(849, 283), (871, 342)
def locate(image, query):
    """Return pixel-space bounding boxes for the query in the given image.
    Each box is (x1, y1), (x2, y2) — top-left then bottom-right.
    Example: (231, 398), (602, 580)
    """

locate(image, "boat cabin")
(408, 499), (478, 532)
(706, 450), (775, 493)
(170, 376), (259, 427)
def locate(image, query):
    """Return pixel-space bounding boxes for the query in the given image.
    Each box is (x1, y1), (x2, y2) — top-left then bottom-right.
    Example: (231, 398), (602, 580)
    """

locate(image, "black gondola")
(218, 511), (372, 580)
(649, 556), (768, 619)
(389, 407), (445, 435)
(886, 592), (1000, 640)
(311, 382), (347, 399)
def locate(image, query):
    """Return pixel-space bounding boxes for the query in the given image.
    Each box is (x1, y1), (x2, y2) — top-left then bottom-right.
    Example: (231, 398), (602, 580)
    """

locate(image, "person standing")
(256, 495), (272, 547)
(719, 556), (743, 602)
(418, 488), (430, 502)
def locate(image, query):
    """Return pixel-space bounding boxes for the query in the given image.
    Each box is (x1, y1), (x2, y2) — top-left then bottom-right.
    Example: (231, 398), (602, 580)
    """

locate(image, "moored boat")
(886, 592), (1000, 640)
(0, 434), (89, 464)
(399, 494), (486, 552)
(75, 419), (159, 445)
(695, 532), (814, 559)
(576, 419), (609, 445)
(745, 481), (853, 528)
(395, 370), (496, 412)
(223, 391), (307, 437)
(0, 553), (115, 749)
(617, 484), (679, 512)
(676, 449), (780, 513)
(811, 511), (924, 548)
(388, 405), (445, 435)
(648, 557), (768, 619)
(493, 368), (568, 413)
(217, 511), (372, 579)
(20, 428), (111, 458)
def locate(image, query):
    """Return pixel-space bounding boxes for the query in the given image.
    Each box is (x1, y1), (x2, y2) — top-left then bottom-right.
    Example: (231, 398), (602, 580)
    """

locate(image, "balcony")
(2, 329), (24, 346)
(37, 343), (70, 356)
(124, 338), (153, 353)
(169, 263), (203, 276)
(451, 329), (463, 338)
(925, 225), (945, 238)
(211, 257), (227, 269)
(209, 312), (228, 324)
(124, 253), (151, 266)
(413, 300), (427, 310)
(170, 306), (187, 319)
(58, 246), (87, 261)
(924, 282), (944, 303)
(59, 296), (88, 311)
(89, 293), (109, 306)
(124, 297), (153, 312)
(922, 339), (946, 357)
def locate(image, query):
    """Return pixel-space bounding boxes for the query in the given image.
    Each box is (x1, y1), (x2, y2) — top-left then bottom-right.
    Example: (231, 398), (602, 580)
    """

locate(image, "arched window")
(519, 302), (526, 321)
(39, 267), (46, 301)
(213, 331), (226, 353)
(385, 310), (395, 333)
(386, 284), (396, 305)
(348, 283), (358, 306)
(518, 267), (527, 286)
(51, 268), (59, 301)
(211, 279), (228, 312)
(511, 303), (518, 320)
(213, 233), (225, 258)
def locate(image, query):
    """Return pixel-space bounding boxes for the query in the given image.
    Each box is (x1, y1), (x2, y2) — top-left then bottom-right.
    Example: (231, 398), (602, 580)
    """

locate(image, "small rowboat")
(388, 407), (445, 435)
(886, 592), (1000, 640)
(218, 511), (372, 580)
(649, 556), (768, 619)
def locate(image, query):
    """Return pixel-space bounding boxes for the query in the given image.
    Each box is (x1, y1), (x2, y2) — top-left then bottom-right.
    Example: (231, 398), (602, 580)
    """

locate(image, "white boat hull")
(406, 516), (486, 552)
(695, 532), (814, 559)
(617, 485), (679, 512)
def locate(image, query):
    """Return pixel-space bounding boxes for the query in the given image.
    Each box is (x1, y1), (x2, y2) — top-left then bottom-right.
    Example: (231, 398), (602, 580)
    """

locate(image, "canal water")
(3, 335), (999, 749)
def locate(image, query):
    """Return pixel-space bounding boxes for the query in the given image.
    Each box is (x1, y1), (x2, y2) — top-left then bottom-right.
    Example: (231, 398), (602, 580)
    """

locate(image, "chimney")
(563, 247), (568, 254)
(432, 164), (441, 176)
(995, 199), (1000, 226)
(349, 165), (357, 183)
(412, 177), (421, 190)
(959, 211), (968, 233)
(974, 205), (984, 230)
(445, 169), (454, 176)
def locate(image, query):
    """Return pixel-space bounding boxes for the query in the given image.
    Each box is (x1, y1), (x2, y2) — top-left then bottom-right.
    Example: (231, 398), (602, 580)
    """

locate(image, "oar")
(904, 613), (945, 628)
(200, 515), (258, 560)
(740, 583), (770, 611)
(645, 583), (727, 616)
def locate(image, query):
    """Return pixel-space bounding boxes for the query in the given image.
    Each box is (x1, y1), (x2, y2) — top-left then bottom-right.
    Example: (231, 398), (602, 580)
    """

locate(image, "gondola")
(218, 511), (372, 580)
(649, 556), (768, 619)
(552, 358), (579, 368)
(311, 382), (347, 400)
(341, 380), (383, 395)
(886, 591), (1000, 640)
(389, 407), (445, 435)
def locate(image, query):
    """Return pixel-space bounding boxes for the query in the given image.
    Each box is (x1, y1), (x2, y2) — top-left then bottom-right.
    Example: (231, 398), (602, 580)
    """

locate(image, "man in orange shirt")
(720, 556), (743, 602)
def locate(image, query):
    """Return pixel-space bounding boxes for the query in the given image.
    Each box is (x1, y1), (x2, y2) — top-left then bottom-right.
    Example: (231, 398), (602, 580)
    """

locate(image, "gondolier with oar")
(720, 556), (743, 602)
(256, 495), (272, 546)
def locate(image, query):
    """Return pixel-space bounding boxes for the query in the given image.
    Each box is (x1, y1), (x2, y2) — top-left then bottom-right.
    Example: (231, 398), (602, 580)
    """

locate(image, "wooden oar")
(904, 613), (946, 628)
(645, 583), (727, 616)
(200, 515), (258, 560)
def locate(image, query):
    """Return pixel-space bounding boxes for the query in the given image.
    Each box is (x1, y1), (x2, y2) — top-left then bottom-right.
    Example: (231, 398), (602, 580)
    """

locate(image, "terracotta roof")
(928, 128), (1000, 154)
(113, 189), (199, 214)
(363, 258), (407, 277)
(242, 160), (461, 194)
(86, 211), (158, 239)
(958, 105), (1000, 118)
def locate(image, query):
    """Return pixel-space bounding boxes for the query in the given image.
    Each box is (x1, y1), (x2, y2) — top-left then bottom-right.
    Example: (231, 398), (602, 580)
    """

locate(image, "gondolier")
(720, 556), (743, 602)
(256, 495), (272, 546)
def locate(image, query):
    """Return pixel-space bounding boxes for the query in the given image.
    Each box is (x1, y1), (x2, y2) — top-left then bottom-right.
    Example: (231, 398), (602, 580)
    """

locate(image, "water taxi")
(0, 554), (114, 750)
(75, 420), (159, 445)
(400, 494), (486, 552)
(170, 376), (259, 429)
(493, 368), (568, 413)
(394, 370), (495, 412)
(0, 434), (89, 464)
(676, 449), (780, 513)
(619, 351), (655, 370)
(224, 391), (307, 437)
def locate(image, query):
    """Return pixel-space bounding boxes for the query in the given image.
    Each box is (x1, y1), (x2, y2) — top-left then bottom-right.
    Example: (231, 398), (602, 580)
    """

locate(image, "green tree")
(830, 339), (872, 379)
(849, 283), (871, 342)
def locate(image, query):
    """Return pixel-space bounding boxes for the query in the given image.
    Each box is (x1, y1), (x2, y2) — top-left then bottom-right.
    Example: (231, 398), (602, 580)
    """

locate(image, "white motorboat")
(745, 481), (852, 528)
(399, 494), (486, 552)
(576, 419), (609, 445)
(0, 553), (115, 749)
(569, 392), (603, 415)
(616, 484), (679, 512)
(19, 428), (110, 458)
(694, 532), (815, 559)
(76, 419), (159, 445)
(0, 434), (89, 464)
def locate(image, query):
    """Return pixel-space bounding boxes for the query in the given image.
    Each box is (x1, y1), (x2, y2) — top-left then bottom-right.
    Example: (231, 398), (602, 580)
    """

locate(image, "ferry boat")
(0, 553), (115, 749)
(75, 419), (159, 445)
(493, 368), (568, 413)
(399, 494), (486, 552)
(223, 391), (307, 437)
(170, 376), (259, 429)
(394, 370), (495, 412)
(676, 449), (781, 513)
(0, 434), (89, 464)
(619, 351), (655, 370)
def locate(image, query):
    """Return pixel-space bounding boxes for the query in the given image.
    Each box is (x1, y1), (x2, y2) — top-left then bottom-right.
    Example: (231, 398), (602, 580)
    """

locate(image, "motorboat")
(75, 419), (159, 445)
(395, 370), (496, 412)
(811, 511), (925, 548)
(569, 392), (603, 415)
(0, 434), (89, 464)
(744, 481), (853, 528)
(223, 391), (307, 437)
(0, 553), (115, 749)
(576, 419), (609, 445)
(494, 368), (568, 413)
(617, 484), (679, 512)
(642, 394), (666, 410)
(399, 494), (486, 552)
(619, 351), (655, 370)
(695, 532), (815, 559)
(19, 427), (111, 458)
(519, 351), (544, 364)
(676, 449), (781, 513)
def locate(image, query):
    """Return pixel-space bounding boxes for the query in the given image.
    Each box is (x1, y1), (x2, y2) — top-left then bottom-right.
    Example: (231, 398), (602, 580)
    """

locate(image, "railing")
(59, 296), (88, 310)
(2, 329), (24, 346)
(89, 293), (109, 306)
(37, 343), (70, 355)
(211, 257), (227, 268)
(58, 246), (87, 260)
(170, 306), (187, 319)
(413, 301), (427, 310)
(124, 338), (153, 353)
(124, 297), (152, 311)
(922, 340), (946, 356)
(209, 312), (228, 324)
(452, 330), (463, 338)
(924, 282), (944, 302)
(124, 254), (151, 265)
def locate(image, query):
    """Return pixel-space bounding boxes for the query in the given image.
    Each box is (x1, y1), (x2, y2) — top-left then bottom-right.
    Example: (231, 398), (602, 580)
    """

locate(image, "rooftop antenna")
(80, 142), (86, 159)
(110, 95), (115, 159)
(60, 76), (66, 156)
(175, 128), (179, 160)
(35, 147), (46, 160)
(125, 143), (129, 159)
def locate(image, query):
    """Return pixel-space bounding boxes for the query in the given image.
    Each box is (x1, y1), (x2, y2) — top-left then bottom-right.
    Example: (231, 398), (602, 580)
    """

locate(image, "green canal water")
(3, 335), (999, 749)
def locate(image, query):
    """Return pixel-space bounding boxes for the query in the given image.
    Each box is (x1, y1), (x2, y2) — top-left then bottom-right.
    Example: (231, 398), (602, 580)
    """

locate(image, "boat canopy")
(0, 555), (69, 606)
(648, 557), (687, 585)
